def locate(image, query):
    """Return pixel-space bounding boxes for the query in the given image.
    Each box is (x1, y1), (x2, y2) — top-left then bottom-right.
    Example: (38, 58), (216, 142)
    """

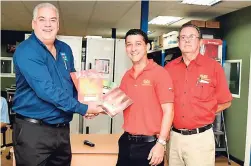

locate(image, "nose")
(44, 20), (51, 27)
(184, 37), (191, 43)
(131, 44), (136, 51)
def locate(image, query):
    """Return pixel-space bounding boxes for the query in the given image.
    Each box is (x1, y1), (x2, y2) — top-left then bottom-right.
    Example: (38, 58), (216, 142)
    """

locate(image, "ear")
(146, 43), (150, 51)
(57, 21), (60, 31)
(32, 20), (35, 30)
(199, 39), (203, 47)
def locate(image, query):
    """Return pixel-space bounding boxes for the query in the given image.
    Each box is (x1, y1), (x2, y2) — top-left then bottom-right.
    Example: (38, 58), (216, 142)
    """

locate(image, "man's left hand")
(84, 113), (99, 119)
(148, 143), (165, 166)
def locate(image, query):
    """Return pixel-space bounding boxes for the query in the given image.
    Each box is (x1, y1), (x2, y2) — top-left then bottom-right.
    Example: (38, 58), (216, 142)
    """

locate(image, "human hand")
(148, 143), (165, 166)
(84, 113), (99, 119)
(86, 102), (104, 114)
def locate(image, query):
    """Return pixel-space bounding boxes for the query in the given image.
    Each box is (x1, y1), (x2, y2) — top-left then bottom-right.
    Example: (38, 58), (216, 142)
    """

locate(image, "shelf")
(148, 43), (178, 54)
(214, 131), (224, 135)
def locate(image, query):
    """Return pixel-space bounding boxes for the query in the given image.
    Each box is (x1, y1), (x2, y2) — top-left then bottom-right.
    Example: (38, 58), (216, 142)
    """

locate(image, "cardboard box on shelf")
(186, 20), (205, 27)
(158, 35), (164, 48)
(206, 21), (220, 28)
(163, 31), (179, 48)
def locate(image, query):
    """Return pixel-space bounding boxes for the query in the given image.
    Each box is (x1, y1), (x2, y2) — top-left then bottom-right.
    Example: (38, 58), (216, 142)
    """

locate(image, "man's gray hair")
(33, 3), (59, 20)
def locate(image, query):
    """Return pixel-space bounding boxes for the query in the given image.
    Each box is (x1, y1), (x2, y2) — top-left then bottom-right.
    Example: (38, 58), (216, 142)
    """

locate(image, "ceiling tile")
(217, 1), (251, 9)
(89, 1), (136, 24)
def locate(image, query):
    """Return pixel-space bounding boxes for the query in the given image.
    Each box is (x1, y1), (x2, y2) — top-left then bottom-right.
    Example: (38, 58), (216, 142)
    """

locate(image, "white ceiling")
(1, 0), (251, 39)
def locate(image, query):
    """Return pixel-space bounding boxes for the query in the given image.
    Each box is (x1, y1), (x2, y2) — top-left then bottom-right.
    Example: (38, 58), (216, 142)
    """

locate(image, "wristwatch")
(157, 139), (166, 146)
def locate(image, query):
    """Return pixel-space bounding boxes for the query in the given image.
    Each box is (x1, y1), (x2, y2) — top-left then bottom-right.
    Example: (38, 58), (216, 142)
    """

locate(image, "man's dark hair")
(178, 23), (202, 39)
(125, 29), (149, 44)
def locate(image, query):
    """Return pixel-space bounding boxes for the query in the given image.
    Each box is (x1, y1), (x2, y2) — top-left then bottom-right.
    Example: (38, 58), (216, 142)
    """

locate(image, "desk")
(71, 134), (121, 166)
(11, 133), (168, 166)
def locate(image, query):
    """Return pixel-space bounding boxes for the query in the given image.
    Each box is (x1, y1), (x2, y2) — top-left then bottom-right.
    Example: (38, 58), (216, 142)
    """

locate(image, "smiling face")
(125, 34), (149, 64)
(32, 7), (59, 45)
(178, 26), (201, 55)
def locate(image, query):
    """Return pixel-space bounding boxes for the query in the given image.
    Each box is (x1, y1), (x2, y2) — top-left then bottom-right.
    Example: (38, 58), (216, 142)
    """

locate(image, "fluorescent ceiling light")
(148, 16), (183, 25)
(181, 0), (221, 6)
(147, 30), (155, 35)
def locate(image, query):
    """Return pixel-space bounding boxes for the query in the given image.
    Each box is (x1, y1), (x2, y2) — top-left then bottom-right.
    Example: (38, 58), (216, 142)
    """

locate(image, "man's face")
(178, 27), (201, 54)
(125, 35), (148, 63)
(32, 7), (59, 44)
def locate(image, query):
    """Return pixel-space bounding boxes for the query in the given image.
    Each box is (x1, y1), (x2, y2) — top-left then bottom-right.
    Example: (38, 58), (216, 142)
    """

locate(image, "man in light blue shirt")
(1, 97), (10, 128)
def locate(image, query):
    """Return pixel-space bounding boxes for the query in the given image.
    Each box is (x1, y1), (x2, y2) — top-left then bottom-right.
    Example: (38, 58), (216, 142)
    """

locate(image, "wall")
(217, 6), (251, 161)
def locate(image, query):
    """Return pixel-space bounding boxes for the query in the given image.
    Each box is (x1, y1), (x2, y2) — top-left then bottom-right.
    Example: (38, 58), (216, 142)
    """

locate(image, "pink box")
(101, 87), (133, 117)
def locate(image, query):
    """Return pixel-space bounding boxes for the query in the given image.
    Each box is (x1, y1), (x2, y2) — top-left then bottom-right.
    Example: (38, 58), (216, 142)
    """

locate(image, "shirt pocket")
(192, 82), (215, 100)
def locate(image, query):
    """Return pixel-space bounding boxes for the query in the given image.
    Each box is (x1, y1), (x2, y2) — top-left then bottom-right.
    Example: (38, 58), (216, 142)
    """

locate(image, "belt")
(124, 132), (157, 143)
(15, 114), (69, 128)
(172, 124), (212, 135)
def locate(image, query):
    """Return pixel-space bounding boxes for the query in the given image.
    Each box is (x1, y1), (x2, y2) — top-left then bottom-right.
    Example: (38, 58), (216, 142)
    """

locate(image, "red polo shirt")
(120, 60), (174, 135)
(165, 54), (232, 129)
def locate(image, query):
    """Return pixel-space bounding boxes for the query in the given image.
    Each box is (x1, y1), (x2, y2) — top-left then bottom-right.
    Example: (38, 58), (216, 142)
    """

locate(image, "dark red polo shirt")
(165, 54), (232, 129)
(120, 60), (174, 135)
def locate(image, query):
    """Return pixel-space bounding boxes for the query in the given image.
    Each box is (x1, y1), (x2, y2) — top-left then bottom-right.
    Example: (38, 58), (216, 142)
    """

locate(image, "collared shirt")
(165, 54), (232, 129)
(120, 60), (174, 135)
(1, 97), (10, 124)
(13, 32), (88, 124)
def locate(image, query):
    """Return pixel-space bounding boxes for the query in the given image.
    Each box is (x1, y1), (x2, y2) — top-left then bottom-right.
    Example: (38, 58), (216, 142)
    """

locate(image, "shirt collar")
(30, 31), (61, 51)
(128, 59), (156, 76)
(174, 53), (204, 66)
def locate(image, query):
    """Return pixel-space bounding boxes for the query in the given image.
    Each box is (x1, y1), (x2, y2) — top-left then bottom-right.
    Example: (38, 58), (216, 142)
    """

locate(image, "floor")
(1, 147), (241, 166)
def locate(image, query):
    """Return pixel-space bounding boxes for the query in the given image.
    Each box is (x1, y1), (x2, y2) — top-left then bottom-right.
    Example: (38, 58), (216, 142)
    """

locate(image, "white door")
(83, 38), (115, 134)
(245, 54), (251, 166)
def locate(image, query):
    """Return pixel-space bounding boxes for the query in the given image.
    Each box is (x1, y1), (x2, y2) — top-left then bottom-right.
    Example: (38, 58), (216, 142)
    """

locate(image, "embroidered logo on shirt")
(142, 79), (152, 86)
(198, 74), (210, 84)
(60, 52), (68, 61)
(60, 52), (68, 70)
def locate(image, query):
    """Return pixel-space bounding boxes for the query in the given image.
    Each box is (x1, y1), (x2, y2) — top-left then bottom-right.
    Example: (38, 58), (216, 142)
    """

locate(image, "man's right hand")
(86, 102), (104, 114)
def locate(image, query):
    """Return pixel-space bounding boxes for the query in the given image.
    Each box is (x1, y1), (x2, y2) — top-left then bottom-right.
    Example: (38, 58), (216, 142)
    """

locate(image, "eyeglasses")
(178, 34), (200, 41)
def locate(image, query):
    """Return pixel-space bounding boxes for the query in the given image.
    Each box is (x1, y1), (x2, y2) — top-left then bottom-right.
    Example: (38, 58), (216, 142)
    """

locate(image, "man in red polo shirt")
(165, 24), (232, 166)
(116, 29), (174, 166)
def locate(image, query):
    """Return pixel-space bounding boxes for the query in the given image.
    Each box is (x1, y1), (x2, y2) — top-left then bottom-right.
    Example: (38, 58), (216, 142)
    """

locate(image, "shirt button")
(182, 116), (184, 118)
(184, 91), (186, 94)
(134, 84), (137, 87)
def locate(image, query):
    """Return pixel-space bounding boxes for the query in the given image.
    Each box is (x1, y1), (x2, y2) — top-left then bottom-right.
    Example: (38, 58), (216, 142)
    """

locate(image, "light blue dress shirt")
(1, 97), (10, 124)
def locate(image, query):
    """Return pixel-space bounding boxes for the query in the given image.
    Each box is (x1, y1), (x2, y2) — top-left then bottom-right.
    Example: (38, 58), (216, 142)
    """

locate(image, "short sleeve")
(155, 69), (174, 103)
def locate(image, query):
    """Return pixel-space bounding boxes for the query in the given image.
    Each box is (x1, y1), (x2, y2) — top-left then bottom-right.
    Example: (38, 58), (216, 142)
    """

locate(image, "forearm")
(216, 101), (231, 113)
(159, 103), (174, 141)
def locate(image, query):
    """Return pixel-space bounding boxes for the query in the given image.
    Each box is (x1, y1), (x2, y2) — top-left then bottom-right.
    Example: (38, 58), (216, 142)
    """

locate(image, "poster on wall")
(200, 39), (223, 62)
(95, 59), (110, 74)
